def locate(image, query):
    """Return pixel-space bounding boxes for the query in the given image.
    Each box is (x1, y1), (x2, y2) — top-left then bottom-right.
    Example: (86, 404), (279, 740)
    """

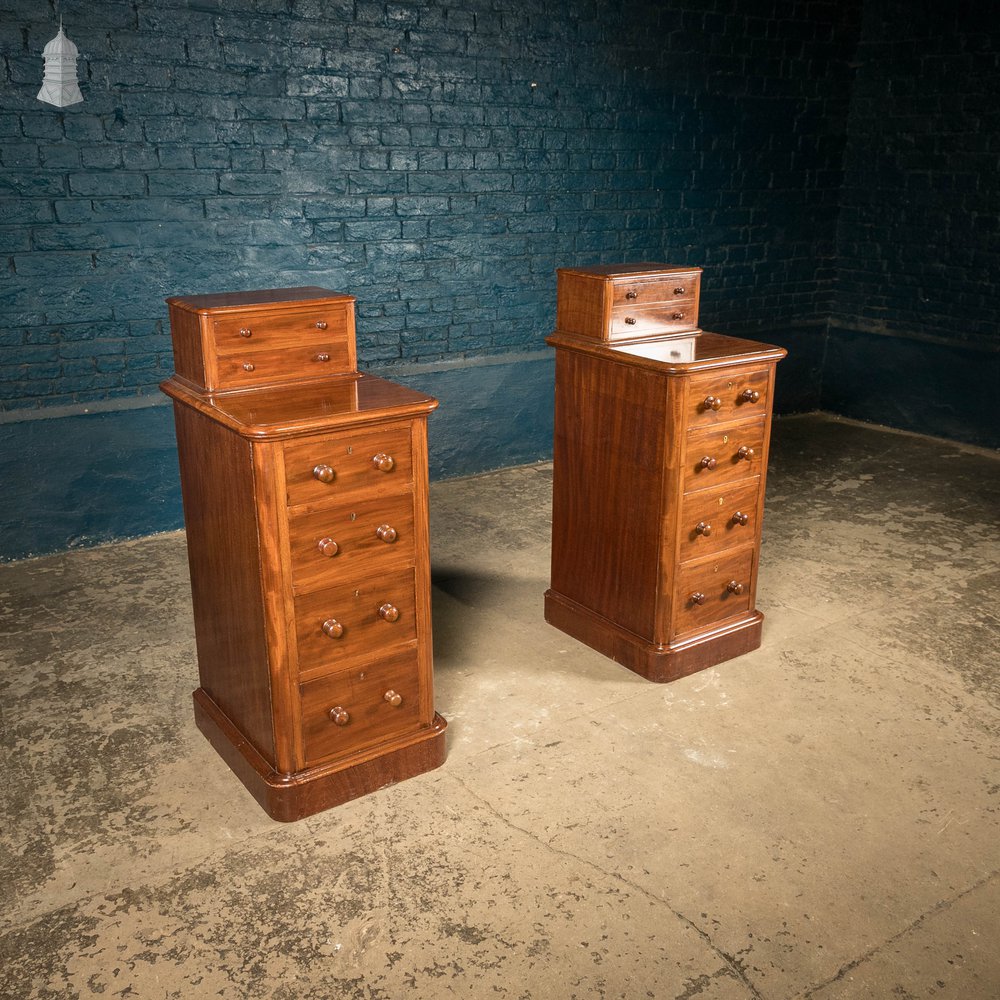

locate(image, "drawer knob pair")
(695, 521), (712, 537)
(732, 511), (750, 527)
(703, 395), (723, 411)
(328, 690), (402, 726)
(673, 286), (686, 295)
(372, 452), (395, 473)
(690, 581), (745, 605)
(699, 456), (717, 470)
(313, 464), (335, 484)
(740, 389), (761, 404)
(671, 311), (685, 320)
(378, 602), (399, 623)
(376, 524), (397, 543)
(737, 446), (755, 462)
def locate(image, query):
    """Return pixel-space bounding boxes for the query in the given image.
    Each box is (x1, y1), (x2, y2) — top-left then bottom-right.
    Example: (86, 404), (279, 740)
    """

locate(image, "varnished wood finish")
(193, 688), (447, 823)
(173, 403), (276, 760)
(164, 287), (445, 820)
(166, 286), (357, 391)
(545, 263), (785, 682)
(556, 263), (702, 343)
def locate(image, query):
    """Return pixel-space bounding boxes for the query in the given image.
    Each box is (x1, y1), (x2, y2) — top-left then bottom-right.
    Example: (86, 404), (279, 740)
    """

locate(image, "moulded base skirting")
(193, 688), (448, 822)
(543, 589), (763, 684)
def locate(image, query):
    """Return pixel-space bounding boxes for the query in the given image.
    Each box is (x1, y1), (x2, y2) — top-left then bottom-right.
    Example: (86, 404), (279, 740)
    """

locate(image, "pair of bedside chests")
(162, 264), (785, 821)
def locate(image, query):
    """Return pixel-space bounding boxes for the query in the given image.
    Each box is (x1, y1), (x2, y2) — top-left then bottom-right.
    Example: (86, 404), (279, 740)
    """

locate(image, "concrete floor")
(2, 412), (999, 999)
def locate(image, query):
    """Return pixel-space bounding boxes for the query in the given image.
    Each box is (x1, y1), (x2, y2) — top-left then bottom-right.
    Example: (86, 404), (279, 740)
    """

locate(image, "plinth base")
(544, 589), (763, 684)
(193, 688), (448, 822)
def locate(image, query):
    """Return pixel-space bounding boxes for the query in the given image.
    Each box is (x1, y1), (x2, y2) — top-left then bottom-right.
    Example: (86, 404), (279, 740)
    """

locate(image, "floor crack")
(449, 771), (766, 999)
(793, 866), (1000, 999)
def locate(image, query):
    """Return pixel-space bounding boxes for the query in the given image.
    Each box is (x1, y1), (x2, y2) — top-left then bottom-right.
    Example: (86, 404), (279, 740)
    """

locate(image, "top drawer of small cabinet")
(166, 286), (357, 392)
(555, 263), (702, 342)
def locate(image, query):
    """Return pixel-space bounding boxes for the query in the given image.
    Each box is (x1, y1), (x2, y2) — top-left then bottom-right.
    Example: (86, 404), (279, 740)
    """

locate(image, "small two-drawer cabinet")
(544, 264), (785, 682)
(162, 288), (446, 821)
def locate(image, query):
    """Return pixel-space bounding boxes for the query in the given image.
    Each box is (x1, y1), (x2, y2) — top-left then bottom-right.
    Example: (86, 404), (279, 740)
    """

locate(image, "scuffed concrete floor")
(2, 412), (999, 999)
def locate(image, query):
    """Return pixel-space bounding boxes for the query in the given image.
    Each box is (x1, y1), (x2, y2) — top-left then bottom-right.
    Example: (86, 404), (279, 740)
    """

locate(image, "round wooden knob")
(239, 327), (252, 338)
(690, 592), (706, 605)
(384, 690), (402, 707)
(316, 321), (328, 330)
(378, 603), (399, 622)
(329, 706), (350, 726)
(699, 456), (717, 470)
(322, 618), (344, 639)
(727, 581), (745, 595)
(317, 537), (339, 557)
(740, 389), (761, 403)
(624, 316), (637, 325)
(671, 311), (684, 320)
(732, 511), (750, 527)
(695, 521), (712, 536)
(703, 395), (722, 411)
(242, 362), (255, 372)
(737, 446), (755, 461)
(376, 524), (397, 543)
(673, 286), (686, 295)
(313, 464), (335, 483)
(315, 352), (330, 362)
(372, 452), (395, 472)
(625, 290), (638, 300)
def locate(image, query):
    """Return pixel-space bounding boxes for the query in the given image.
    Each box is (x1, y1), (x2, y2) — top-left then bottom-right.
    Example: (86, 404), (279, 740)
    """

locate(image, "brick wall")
(1, 0), (861, 412)
(833, 0), (1000, 349)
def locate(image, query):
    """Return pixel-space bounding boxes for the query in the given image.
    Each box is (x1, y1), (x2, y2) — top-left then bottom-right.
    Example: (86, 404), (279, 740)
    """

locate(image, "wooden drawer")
(294, 566), (417, 679)
(685, 366), (771, 427)
(678, 479), (760, 561)
(683, 419), (766, 492)
(299, 647), (423, 766)
(287, 493), (416, 596)
(284, 423), (413, 507)
(212, 301), (353, 356)
(609, 301), (697, 341)
(216, 341), (353, 390)
(673, 546), (754, 638)
(611, 273), (699, 308)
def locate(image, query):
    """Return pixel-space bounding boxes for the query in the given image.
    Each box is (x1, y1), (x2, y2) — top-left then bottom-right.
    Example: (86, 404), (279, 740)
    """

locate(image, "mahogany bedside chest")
(161, 287), (446, 821)
(544, 264), (786, 682)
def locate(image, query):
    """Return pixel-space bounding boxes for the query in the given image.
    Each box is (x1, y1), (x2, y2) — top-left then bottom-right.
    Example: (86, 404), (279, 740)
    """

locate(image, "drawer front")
(686, 366), (771, 427)
(673, 547), (755, 637)
(300, 647), (423, 766)
(294, 567), (417, 679)
(611, 273), (700, 308)
(683, 420), (766, 492)
(678, 480), (760, 562)
(288, 493), (416, 596)
(215, 341), (353, 390)
(609, 301), (697, 340)
(284, 424), (413, 507)
(212, 302), (353, 355)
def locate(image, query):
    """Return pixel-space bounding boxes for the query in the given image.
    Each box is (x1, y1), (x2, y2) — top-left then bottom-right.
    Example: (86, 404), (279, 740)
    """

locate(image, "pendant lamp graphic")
(37, 20), (83, 107)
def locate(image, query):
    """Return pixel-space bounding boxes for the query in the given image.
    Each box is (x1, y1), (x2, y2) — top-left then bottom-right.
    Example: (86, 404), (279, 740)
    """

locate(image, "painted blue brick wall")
(2, 0), (862, 412)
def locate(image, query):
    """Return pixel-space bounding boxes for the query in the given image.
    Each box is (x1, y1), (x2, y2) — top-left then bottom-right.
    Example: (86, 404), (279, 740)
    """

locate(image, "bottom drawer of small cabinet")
(299, 648), (424, 766)
(673, 547), (755, 638)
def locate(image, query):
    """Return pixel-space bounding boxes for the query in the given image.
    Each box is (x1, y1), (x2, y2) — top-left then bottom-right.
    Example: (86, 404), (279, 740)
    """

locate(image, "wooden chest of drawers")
(161, 288), (446, 821)
(545, 264), (786, 682)
(555, 262), (702, 342)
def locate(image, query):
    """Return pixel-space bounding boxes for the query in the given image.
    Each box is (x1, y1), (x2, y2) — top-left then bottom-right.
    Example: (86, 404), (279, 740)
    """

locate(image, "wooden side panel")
(549, 351), (669, 640)
(167, 302), (208, 388)
(173, 403), (276, 763)
(555, 270), (608, 340)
